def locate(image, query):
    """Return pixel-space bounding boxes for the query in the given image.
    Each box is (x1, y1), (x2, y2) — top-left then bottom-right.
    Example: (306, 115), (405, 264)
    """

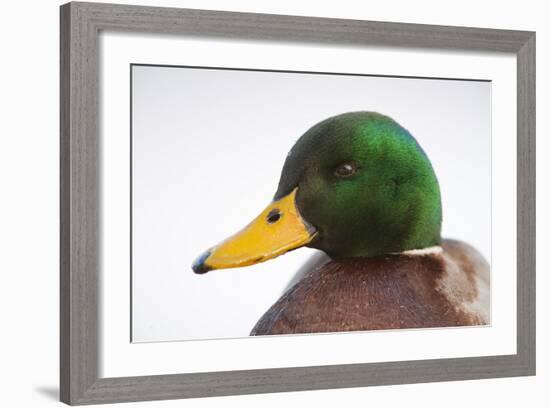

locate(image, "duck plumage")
(251, 240), (489, 335)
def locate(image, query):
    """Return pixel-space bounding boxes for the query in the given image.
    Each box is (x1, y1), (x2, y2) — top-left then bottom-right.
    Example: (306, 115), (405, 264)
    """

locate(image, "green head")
(275, 111), (442, 258)
(192, 111), (442, 274)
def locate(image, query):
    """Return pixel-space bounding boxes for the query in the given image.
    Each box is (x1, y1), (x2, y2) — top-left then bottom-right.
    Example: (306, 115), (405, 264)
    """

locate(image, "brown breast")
(251, 240), (489, 336)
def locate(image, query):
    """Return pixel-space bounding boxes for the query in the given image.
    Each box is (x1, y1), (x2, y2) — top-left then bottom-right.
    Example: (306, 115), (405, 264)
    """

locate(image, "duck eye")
(334, 162), (357, 178)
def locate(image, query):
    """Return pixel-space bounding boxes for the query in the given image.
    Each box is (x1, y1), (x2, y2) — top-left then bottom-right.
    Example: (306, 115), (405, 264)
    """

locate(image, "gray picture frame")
(60, 2), (536, 405)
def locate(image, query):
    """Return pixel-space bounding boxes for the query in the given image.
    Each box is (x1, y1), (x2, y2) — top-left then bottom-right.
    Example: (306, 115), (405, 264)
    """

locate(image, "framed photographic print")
(60, 2), (536, 405)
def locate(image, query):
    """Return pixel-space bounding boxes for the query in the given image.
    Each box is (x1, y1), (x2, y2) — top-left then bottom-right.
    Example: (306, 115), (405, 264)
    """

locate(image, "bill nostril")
(266, 208), (282, 224)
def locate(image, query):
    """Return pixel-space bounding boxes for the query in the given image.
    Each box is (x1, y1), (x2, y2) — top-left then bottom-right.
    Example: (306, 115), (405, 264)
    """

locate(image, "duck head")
(192, 111), (442, 274)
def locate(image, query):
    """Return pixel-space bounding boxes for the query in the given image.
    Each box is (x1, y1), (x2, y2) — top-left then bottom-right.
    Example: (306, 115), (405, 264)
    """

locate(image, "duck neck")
(309, 193), (443, 259)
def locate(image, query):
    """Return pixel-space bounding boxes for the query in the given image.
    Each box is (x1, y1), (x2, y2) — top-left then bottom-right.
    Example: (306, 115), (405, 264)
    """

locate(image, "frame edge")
(516, 32), (536, 376)
(60, 2), (72, 403)
(60, 1), (101, 404)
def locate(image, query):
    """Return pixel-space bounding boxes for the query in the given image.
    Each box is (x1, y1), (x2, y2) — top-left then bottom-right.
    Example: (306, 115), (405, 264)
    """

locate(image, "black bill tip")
(192, 250), (213, 274)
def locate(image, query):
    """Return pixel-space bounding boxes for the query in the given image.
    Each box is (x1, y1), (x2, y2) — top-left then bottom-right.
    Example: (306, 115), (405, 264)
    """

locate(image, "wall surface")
(0, 0), (546, 407)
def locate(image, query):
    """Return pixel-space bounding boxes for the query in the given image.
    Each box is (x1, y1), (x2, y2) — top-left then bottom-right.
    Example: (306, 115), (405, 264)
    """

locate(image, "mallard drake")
(192, 112), (489, 335)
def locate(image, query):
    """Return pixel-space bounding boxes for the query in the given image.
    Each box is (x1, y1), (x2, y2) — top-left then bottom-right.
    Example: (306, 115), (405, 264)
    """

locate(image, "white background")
(0, 0), (546, 407)
(132, 65), (491, 342)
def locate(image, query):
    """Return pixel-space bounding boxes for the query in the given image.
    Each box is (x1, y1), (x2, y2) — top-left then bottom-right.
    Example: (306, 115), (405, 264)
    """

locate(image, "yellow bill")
(192, 188), (316, 274)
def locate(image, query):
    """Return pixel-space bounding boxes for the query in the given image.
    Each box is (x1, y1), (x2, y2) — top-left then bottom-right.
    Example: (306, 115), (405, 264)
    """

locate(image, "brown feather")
(251, 239), (489, 336)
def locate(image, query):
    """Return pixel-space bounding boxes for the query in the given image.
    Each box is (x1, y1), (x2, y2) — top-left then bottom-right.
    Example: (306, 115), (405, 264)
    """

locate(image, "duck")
(192, 111), (490, 335)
